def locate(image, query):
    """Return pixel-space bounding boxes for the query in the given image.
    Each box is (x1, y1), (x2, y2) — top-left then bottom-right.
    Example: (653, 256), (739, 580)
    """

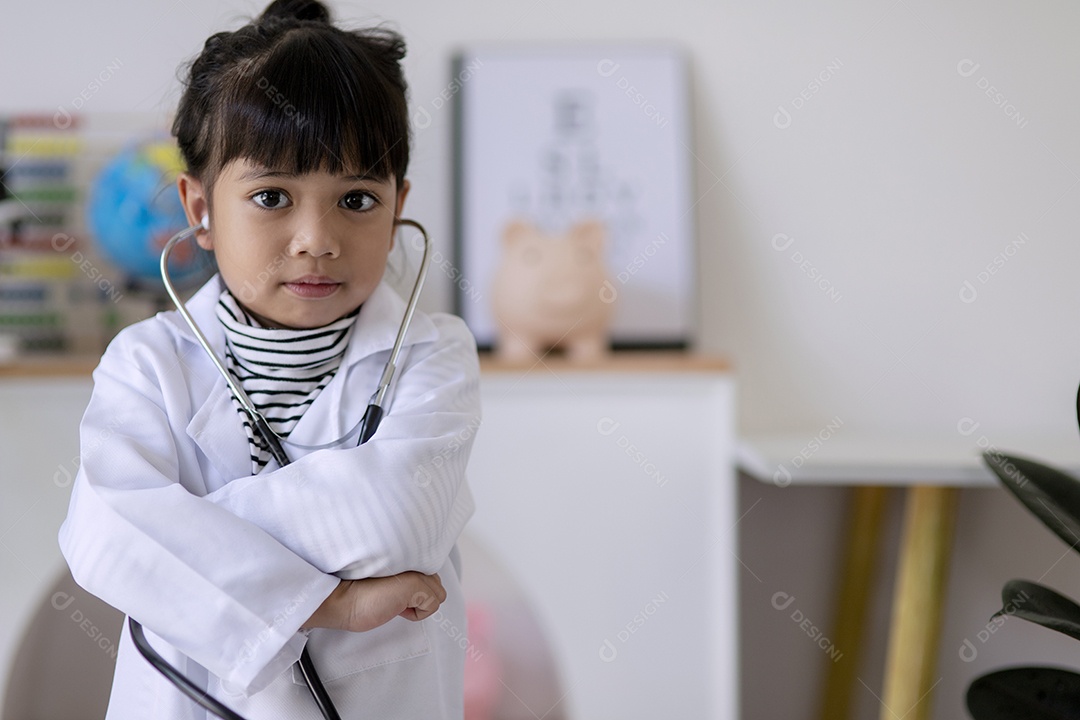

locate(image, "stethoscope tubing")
(128, 216), (432, 720)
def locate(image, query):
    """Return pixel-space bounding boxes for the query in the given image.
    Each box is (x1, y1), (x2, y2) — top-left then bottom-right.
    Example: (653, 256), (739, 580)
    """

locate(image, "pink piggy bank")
(490, 219), (614, 362)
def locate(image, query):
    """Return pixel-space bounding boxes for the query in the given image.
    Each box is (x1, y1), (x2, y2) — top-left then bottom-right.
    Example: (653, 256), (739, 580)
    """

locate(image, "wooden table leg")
(817, 485), (890, 720)
(878, 486), (959, 720)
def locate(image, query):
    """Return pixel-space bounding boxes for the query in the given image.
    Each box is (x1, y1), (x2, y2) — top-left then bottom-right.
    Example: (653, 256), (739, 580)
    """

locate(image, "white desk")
(739, 432), (1080, 720)
(738, 432), (1080, 486)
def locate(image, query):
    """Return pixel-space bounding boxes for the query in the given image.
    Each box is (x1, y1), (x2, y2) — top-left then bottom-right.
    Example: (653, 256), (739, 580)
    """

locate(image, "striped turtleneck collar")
(215, 289), (360, 473)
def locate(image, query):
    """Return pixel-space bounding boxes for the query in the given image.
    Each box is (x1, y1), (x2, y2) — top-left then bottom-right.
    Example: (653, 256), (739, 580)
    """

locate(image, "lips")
(283, 275), (341, 299)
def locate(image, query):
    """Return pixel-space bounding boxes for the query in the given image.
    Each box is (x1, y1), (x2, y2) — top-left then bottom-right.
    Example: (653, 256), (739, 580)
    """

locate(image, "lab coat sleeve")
(58, 340), (341, 696)
(203, 315), (480, 579)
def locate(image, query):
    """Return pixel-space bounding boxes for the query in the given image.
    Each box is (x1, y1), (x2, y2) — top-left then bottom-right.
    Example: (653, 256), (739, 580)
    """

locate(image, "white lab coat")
(58, 274), (479, 720)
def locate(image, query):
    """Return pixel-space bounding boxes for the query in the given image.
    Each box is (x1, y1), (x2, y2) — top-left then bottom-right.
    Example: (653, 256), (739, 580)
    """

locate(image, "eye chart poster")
(451, 45), (694, 350)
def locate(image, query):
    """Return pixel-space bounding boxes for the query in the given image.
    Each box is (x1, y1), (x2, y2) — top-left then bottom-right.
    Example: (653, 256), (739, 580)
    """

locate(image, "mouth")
(283, 275), (342, 299)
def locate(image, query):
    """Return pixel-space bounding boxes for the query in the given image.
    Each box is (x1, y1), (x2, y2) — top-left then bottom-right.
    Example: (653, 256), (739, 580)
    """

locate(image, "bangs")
(210, 28), (408, 182)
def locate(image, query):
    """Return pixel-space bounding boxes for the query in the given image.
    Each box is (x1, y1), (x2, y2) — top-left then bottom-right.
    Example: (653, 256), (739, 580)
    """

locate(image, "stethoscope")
(127, 213), (432, 720)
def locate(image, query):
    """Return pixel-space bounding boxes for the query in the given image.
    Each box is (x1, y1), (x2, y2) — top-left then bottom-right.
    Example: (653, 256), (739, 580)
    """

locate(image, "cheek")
(215, 231), (278, 268)
(371, 247), (393, 276)
(210, 246), (258, 293)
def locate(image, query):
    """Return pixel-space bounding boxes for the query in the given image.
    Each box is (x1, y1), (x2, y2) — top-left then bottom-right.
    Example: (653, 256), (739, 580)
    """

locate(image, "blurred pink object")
(491, 219), (614, 362)
(463, 602), (501, 720)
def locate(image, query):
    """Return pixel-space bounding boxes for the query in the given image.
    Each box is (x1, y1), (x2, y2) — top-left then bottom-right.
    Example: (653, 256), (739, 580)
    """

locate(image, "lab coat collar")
(164, 274), (439, 480)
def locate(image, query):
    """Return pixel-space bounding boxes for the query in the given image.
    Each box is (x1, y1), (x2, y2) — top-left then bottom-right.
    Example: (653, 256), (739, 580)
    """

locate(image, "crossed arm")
(58, 317), (480, 693)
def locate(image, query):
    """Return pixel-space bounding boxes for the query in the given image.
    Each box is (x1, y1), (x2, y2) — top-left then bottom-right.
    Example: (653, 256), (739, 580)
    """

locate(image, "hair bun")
(259, 0), (331, 23)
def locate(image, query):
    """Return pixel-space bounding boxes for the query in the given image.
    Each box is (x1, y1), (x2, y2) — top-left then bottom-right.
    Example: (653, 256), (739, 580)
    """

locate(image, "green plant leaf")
(994, 579), (1080, 643)
(967, 667), (1080, 719)
(1075, 382), (1080, 441)
(983, 452), (1080, 555)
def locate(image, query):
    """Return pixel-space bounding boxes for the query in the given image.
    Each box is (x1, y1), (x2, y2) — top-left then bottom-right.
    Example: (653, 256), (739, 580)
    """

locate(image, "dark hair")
(172, 0), (410, 205)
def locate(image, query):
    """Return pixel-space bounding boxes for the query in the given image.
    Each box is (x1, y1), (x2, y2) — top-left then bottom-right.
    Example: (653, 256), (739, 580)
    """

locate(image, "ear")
(501, 219), (534, 246)
(176, 172), (212, 250)
(573, 219), (606, 252)
(394, 178), (411, 218)
(390, 178), (412, 252)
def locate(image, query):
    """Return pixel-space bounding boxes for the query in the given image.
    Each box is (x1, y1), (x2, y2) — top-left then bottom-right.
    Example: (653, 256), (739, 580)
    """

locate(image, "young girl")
(57, 1), (480, 717)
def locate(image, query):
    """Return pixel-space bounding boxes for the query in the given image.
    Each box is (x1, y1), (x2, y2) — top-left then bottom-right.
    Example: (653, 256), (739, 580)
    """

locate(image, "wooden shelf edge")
(479, 351), (731, 373)
(0, 352), (732, 379)
(0, 355), (100, 378)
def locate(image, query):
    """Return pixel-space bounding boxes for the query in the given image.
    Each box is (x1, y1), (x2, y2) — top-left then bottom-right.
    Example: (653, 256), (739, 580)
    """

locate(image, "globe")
(87, 138), (213, 289)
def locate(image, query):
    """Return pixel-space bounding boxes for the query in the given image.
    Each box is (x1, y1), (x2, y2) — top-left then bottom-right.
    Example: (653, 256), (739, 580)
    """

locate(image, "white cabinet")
(465, 357), (738, 720)
(0, 374), (97, 713)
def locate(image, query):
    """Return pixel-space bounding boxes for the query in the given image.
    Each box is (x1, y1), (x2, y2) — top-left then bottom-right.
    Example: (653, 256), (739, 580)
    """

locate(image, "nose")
(287, 209), (341, 258)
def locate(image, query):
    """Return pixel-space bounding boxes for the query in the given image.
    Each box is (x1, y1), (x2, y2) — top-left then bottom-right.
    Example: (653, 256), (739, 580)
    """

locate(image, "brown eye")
(252, 190), (289, 209)
(341, 192), (376, 212)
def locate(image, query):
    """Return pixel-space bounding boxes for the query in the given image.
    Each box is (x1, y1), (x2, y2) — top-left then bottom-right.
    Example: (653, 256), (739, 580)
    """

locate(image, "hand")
(303, 572), (446, 633)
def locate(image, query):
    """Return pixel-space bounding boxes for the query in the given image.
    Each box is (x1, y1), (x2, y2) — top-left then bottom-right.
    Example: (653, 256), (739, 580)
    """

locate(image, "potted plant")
(967, 447), (1080, 717)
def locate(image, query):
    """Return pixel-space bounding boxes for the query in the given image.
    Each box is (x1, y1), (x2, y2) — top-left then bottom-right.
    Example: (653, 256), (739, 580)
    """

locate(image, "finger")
(404, 599), (434, 622)
(413, 599), (440, 621)
(410, 589), (440, 613)
(421, 583), (445, 607)
(413, 606), (436, 621)
(425, 574), (446, 602)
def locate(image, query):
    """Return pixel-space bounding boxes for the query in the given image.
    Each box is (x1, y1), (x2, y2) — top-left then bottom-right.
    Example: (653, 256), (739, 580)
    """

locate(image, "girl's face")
(179, 157), (409, 329)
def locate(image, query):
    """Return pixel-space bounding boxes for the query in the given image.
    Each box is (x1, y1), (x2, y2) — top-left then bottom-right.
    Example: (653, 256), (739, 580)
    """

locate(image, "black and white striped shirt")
(215, 291), (360, 473)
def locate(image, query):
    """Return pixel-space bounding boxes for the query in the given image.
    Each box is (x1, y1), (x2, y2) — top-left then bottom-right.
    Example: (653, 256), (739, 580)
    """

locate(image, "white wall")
(8, 0), (1078, 439)
(6, 1), (1080, 719)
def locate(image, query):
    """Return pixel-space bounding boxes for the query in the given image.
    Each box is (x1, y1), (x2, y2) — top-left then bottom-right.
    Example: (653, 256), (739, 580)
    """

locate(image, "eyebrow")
(237, 167), (386, 183)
